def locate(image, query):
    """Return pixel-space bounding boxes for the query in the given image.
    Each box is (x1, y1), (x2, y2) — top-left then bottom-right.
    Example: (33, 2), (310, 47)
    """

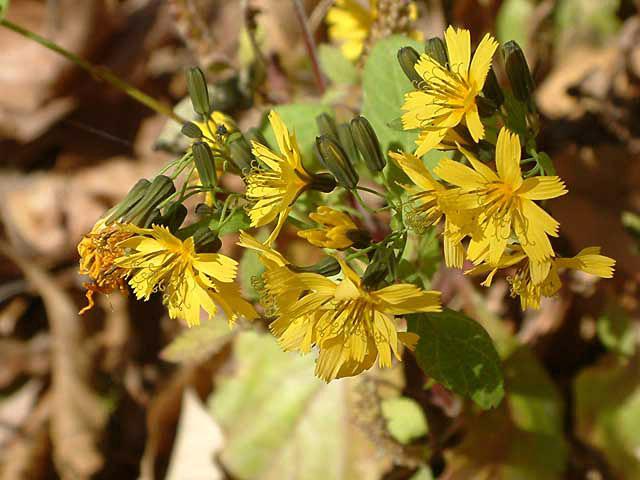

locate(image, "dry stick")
(0, 18), (186, 124)
(292, 0), (327, 94)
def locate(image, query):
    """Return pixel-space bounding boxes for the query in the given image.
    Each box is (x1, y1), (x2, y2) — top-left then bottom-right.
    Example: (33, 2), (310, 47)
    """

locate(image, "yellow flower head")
(115, 225), (256, 326)
(402, 27), (498, 157)
(435, 127), (568, 281)
(327, 0), (422, 61)
(468, 246), (615, 310)
(297, 206), (361, 250)
(390, 151), (478, 268)
(270, 257), (441, 382)
(245, 111), (313, 243)
(77, 219), (134, 314)
(194, 111), (237, 146)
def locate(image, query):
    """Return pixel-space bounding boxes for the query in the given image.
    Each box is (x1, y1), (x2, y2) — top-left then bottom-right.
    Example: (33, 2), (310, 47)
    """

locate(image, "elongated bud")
(316, 113), (338, 141)
(158, 204), (188, 231)
(477, 96), (498, 118)
(192, 142), (217, 190)
(502, 41), (535, 106)
(308, 172), (337, 193)
(346, 229), (372, 250)
(482, 67), (504, 108)
(351, 116), (385, 173)
(290, 257), (341, 277)
(142, 209), (162, 228)
(195, 203), (214, 217)
(181, 122), (203, 139)
(105, 179), (150, 224)
(122, 175), (176, 226)
(228, 134), (253, 173)
(186, 67), (210, 117)
(193, 228), (222, 253)
(397, 46), (422, 86)
(337, 123), (359, 166)
(362, 247), (395, 289)
(315, 135), (358, 190)
(425, 37), (448, 67)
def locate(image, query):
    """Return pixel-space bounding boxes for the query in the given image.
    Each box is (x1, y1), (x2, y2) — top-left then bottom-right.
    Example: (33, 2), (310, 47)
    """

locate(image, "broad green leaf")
(443, 346), (568, 479)
(556, 0), (621, 47)
(597, 305), (636, 357)
(496, 0), (535, 48)
(261, 103), (333, 163)
(214, 209), (251, 236)
(575, 355), (640, 479)
(160, 317), (234, 364)
(208, 331), (392, 480)
(318, 44), (358, 85)
(0, 0), (8, 19)
(381, 397), (428, 444)
(238, 248), (263, 302)
(407, 309), (504, 409)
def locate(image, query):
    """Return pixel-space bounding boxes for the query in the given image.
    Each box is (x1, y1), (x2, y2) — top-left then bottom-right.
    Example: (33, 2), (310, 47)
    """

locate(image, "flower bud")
(315, 135), (358, 190)
(290, 257), (341, 277)
(351, 116), (385, 173)
(192, 141), (217, 190)
(337, 123), (359, 166)
(181, 122), (203, 139)
(228, 134), (253, 173)
(425, 37), (448, 67)
(186, 67), (210, 117)
(362, 247), (395, 289)
(122, 175), (176, 226)
(397, 46), (422, 86)
(477, 96), (498, 118)
(316, 113), (338, 141)
(195, 203), (214, 217)
(142, 209), (162, 228)
(105, 178), (150, 224)
(346, 229), (372, 250)
(502, 41), (535, 106)
(482, 67), (504, 109)
(308, 173), (337, 193)
(193, 227), (222, 253)
(158, 204), (188, 231)
(245, 127), (268, 147)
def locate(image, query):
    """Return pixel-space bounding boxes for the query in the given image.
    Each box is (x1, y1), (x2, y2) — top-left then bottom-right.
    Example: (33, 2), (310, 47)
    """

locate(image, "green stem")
(0, 18), (186, 124)
(355, 185), (386, 199)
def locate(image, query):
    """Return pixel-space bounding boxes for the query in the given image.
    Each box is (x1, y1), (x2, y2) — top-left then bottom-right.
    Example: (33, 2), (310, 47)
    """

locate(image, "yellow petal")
(465, 105), (485, 142)
(495, 127), (522, 189)
(469, 33), (499, 89)
(389, 151), (441, 191)
(375, 284), (441, 314)
(457, 143), (499, 182)
(519, 176), (568, 200)
(434, 159), (487, 189)
(444, 26), (471, 78)
(555, 248), (615, 278)
(193, 253), (238, 283)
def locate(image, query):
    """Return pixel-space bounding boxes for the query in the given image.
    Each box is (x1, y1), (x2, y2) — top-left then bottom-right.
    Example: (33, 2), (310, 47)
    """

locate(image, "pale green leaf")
(381, 397), (428, 444)
(160, 317), (234, 364)
(409, 467), (434, 480)
(496, 0), (535, 48)
(0, 0), (9, 19)
(597, 305), (636, 357)
(214, 209), (251, 236)
(318, 44), (358, 85)
(407, 309), (504, 409)
(208, 331), (392, 480)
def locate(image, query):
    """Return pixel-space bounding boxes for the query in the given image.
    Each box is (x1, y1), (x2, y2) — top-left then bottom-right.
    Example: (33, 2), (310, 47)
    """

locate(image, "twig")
(309, 0), (334, 34)
(292, 0), (327, 94)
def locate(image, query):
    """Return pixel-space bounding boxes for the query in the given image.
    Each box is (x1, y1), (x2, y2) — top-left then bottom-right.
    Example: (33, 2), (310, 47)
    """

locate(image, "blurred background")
(0, 0), (639, 479)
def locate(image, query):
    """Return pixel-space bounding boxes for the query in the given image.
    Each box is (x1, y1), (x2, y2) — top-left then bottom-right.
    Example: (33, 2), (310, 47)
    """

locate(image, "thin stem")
(353, 190), (376, 214)
(355, 185), (386, 199)
(0, 19), (186, 124)
(345, 244), (377, 261)
(292, 0), (326, 94)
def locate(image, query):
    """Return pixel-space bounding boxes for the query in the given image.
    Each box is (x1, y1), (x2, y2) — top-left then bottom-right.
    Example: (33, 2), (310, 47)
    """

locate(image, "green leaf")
(597, 305), (636, 357)
(214, 209), (251, 236)
(409, 467), (434, 480)
(318, 44), (358, 85)
(443, 346), (568, 479)
(496, 0), (535, 48)
(261, 103), (333, 163)
(160, 317), (234, 364)
(575, 355), (640, 479)
(534, 151), (556, 176)
(556, 0), (621, 47)
(407, 309), (504, 409)
(0, 0), (9, 19)
(381, 397), (428, 444)
(208, 331), (392, 480)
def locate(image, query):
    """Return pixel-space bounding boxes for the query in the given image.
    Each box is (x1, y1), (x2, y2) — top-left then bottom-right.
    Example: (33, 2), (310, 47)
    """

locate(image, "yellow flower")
(402, 27), (498, 157)
(115, 225), (256, 326)
(327, 0), (422, 61)
(194, 111), (237, 146)
(271, 257), (441, 382)
(77, 219), (134, 314)
(245, 111), (313, 243)
(390, 151), (478, 268)
(434, 127), (567, 282)
(297, 206), (361, 249)
(468, 247), (615, 310)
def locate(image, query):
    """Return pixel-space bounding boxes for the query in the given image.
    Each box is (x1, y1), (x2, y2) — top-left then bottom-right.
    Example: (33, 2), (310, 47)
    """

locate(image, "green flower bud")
(308, 172), (338, 193)
(482, 67), (504, 109)
(351, 116), (385, 173)
(477, 96), (498, 118)
(346, 229), (372, 250)
(195, 203), (214, 217)
(192, 141), (217, 190)
(397, 46), (422, 86)
(290, 257), (341, 277)
(315, 135), (358, 190)
(228, 134), (253, 173)
(193, 228), (222, 253)
(181, 122), (203, 139)
(425, 37), (448, 67)
(142, 209), (162, 228)
(337, 123), (359, 166)
(316, 113), (339, 141)
(362, 247), (395, 290)
(186, 67), (210, 117)
(122, 175), (176, 226)
(158, 204), (188, 231)
(502, 41), (535, 106)
(105, 178), (150, 225)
